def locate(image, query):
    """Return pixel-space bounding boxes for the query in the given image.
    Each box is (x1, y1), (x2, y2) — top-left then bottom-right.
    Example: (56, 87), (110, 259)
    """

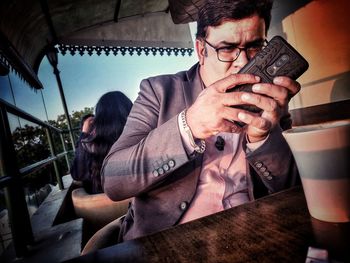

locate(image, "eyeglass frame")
(203, 38), (268, 62)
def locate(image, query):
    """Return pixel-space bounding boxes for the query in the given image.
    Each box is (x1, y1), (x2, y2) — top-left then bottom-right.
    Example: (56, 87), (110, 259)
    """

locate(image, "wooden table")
(65, 186), (350, 263)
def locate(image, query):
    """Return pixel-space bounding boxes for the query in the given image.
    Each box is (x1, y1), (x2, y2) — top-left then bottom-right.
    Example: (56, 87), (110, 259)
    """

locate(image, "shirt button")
(266, 175), (273, 180)
(163, 164), (170, 171)
(168, 160), (175, 168)
(180, 201), (188, 210)
(152, 170), (159, 177)
(255, 162), (263, 168)
(263, 171), (270, 177)
(158, 167), (164, 175)
(259, 166), (267, 172)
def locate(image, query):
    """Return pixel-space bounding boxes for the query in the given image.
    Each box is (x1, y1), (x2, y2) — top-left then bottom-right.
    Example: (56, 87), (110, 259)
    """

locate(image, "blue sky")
(38, 23), (198, 121)
(38, 51), (197, 121)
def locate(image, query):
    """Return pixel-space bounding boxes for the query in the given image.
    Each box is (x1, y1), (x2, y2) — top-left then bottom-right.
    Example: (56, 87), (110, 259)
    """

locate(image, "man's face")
(197, 15), (266, 86)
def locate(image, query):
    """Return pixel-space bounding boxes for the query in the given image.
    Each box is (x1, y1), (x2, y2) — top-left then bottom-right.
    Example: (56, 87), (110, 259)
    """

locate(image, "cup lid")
(283, 119), (350, 134)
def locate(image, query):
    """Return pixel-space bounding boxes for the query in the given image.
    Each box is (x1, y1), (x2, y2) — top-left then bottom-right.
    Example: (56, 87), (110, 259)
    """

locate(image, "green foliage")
(11, 124), (53, 191)
(71, 107), (94, 129)
(11, 107), (94, 190)
(12, 124), (50, 168)
(52, 107), (94, 130)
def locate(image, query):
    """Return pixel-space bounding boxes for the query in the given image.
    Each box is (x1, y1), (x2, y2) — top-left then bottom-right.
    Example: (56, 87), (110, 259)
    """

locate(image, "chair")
(71, 187), (131, 245)
(81, 215), (125, 255)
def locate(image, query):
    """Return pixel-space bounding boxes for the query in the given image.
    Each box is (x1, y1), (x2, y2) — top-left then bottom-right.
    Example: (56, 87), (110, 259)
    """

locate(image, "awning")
(0, 0), (310, 90)
(0, 0), (204, 89)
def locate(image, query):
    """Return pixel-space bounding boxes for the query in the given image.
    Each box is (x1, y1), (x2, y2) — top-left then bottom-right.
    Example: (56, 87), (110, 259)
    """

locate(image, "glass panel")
(0, 188), (12, 255)
(52, 130), (63, 154)
(22, 159), (70, 216)
(66, 150), (75, 167)
(0, 75), (15, 104)
(8, 114), (51, 169)
(7, 112), (21, 136)
(38, 57), (65, 125)
(56, 154), (70, 180)
(61, 132), (74, 152)
(23, 163), (58, 216)
(8, 71), (47, 122)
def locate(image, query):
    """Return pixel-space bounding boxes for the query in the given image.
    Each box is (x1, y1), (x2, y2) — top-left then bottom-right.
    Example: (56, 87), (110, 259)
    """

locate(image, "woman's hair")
(83, 91), (133, 193)
(196, 0), (273, 39)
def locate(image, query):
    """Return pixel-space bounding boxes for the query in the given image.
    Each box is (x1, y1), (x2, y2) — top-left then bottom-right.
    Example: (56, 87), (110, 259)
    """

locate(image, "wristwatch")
(180, 110), (206, 154)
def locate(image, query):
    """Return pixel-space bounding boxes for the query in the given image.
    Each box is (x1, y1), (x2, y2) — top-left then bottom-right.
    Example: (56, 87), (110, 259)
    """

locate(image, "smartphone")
(229, 35), (309, 113)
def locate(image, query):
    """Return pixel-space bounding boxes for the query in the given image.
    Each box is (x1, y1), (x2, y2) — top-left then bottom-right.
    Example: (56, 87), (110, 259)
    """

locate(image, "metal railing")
(0, 98), (73, 257)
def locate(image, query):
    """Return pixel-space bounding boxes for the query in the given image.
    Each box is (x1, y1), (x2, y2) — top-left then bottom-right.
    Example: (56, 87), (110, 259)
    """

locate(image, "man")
(101, 0), (300, 242)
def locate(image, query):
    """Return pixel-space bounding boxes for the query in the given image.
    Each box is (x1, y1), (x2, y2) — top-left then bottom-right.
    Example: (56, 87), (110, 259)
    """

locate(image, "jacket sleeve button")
(259, 166), (267, 172)
(263, 171), (270, 177)
(168, 160), (175, 168)
(254, 162), (263, 168)
(163, 163), (170, 171)
(158, 167), (164, 175)
(180, 201), (188, 210)
(152, 170), (159, 177)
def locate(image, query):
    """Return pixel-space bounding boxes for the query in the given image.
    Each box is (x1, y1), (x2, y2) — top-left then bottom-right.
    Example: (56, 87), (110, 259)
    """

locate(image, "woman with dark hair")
(70, 91), (133, 194)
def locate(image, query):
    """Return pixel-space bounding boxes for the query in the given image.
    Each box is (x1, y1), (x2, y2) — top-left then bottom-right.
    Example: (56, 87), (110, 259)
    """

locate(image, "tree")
(50, 107), (94, 130)
(11, 107), (94, 189)
(6, 108), (94, 209)
(47, 107), (94, 149)
(71, 107), (94, 129)
(12, 124), (50, 168)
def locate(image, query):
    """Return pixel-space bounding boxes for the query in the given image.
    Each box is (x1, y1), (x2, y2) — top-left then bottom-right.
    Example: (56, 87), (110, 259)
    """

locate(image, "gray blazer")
(101, 63), (300, 242)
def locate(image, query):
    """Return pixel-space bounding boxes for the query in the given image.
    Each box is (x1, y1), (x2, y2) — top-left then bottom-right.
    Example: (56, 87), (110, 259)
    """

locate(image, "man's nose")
(233, 49), (249, 69)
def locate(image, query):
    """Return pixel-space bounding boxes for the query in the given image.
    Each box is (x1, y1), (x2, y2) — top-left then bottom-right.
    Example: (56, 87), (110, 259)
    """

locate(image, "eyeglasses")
(203, 39), (268, 62)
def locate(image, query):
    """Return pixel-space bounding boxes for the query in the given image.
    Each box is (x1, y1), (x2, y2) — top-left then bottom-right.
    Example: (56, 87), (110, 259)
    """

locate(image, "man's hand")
(186, 74), (301, 142)
(186, 74), (260, 139)
(237, 76), (301, 142)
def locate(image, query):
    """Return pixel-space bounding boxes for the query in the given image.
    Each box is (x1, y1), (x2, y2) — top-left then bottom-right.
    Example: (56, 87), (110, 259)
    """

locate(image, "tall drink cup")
(282, 119), (350, 222)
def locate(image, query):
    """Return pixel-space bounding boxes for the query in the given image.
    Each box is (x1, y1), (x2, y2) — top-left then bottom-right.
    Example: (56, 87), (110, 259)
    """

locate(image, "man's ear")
(195, 39), (206, 65)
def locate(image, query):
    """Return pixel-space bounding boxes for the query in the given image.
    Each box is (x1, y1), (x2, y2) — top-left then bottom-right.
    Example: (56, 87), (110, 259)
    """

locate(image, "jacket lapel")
(182, 63), (203, 109)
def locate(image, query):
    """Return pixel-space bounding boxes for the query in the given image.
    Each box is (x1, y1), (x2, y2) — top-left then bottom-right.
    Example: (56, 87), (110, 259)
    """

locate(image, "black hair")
(196, 0), (274, 39)
(83, 91), (133, 193)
